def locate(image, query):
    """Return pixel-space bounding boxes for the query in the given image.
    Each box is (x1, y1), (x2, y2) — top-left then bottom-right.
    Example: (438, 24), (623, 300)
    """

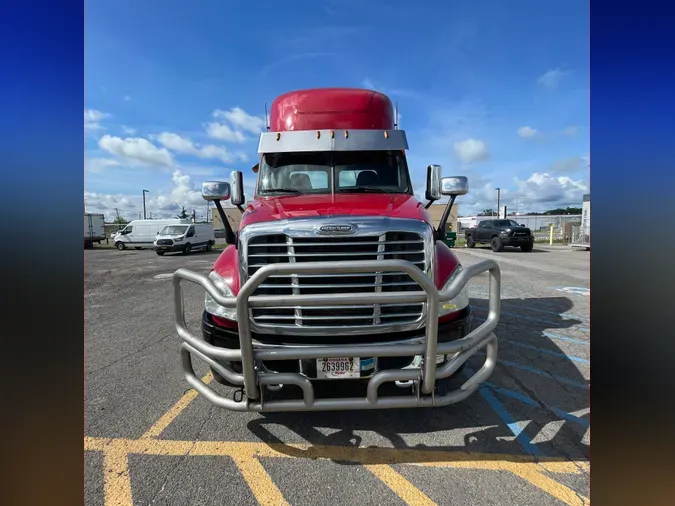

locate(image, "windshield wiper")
(262, 188), (305, 194)
(337, 187), (394, 194)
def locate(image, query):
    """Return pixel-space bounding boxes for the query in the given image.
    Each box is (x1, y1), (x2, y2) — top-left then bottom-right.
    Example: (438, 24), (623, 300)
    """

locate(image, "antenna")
(264, 103), (270, 131)
(394, 101), (399, 130)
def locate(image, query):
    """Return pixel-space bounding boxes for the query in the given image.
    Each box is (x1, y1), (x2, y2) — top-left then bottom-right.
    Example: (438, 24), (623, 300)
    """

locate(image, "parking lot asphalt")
(85, 244), (590, 506)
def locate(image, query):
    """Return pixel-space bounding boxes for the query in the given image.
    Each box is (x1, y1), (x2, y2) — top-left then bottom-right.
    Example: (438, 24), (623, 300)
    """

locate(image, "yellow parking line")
(86, 437), (585, 474)
(365, 464), (436, 506)
(232, 455), (289, 506)
(509, 466), (590, 506)
(85, 437), (588, 506)
(102, 444), (133, 506)
(414, 460), (589, 506)
(140, 372), (213, 439)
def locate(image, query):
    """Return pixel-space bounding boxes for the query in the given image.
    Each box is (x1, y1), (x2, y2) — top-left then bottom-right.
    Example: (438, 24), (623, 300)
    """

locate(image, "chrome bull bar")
(172, 258), (501, 412)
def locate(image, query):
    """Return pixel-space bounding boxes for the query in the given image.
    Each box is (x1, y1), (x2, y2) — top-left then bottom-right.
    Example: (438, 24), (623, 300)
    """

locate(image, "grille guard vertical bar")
(173, 258), (500, 409)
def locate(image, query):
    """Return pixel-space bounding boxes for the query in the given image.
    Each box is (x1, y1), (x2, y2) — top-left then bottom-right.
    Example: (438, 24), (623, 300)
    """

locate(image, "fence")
(570, 225), (590, 248)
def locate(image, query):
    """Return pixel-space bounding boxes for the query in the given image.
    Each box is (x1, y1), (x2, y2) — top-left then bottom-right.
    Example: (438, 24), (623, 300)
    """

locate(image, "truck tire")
(116, 242), (125, 251)
(156, 251), (165, 256)
(205, 241), (213, 252)
(466, 235), (476, 248)
(520, 242), (534, 252)
(490, 236), (503, 252)
(183, 243), (192, 255)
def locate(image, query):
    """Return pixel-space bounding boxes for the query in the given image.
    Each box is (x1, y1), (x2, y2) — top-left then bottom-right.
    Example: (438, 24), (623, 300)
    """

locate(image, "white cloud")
(453, 139), (490, 164)
(205, 122), (247, 143)
(155, 132), (194, 152)
(514, 172), (587, 206)
(517, 126), (538, 138)
(212, 107), (265, 134)
(154, 132), (237, 163)
(169, 170), (205, 208)
(563, 126), (579, 137)
(122, 126), (137, 135)
(85, 109), (111, 131)
(84, 169), (228, 221)
(86, 158), (122, 173)
(537, 69), (566, 89)
(99, 134), (175, 167)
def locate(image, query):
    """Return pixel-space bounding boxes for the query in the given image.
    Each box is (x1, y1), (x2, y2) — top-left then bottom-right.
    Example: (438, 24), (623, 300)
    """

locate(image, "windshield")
(495, 220), (522, 227)
(257, 150), (412, 195)
(160, 225), (188, 235)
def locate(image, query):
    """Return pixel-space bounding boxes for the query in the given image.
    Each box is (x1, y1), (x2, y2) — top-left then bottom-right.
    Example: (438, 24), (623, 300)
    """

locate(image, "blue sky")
(85, 0), (589, 220)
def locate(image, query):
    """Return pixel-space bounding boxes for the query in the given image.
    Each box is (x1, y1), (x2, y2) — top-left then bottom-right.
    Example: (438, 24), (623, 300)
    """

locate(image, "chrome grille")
(246, 232), (427, 331)
(156, 239), (174, 246)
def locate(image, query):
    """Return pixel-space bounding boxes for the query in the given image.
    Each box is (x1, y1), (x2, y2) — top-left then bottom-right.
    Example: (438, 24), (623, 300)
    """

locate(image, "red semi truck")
(172, 88), (501, 412)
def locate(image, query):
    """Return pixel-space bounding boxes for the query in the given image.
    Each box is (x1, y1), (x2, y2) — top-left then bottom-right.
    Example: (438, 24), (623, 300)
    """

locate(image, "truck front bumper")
(172, 259), (500, 412)
(154, 243), (184, 253)
(501, 236), (533, 246)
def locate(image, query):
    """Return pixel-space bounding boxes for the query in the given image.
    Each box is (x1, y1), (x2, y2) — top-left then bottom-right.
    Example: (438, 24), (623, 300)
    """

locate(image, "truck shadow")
(245, 295), (589, 464)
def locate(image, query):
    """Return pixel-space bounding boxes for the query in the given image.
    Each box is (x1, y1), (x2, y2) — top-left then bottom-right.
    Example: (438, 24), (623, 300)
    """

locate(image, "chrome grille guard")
(173, 258), (500, 412)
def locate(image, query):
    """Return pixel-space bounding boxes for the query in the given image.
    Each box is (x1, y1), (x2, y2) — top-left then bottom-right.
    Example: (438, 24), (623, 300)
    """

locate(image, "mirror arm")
(236, 204), (245, 214)
(214, 200), (237, 246)
(424, 200), (435, 210)
(436, 194), (457, 241)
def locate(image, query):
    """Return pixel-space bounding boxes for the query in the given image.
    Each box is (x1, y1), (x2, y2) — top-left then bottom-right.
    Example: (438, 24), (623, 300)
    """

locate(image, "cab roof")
(269, 88), (396, 132)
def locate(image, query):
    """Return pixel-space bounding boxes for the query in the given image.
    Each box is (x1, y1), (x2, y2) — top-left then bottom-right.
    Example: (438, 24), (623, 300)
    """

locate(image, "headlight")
(439, 265), (470, 317)
(499, 229), (509, 235)
(175, 237), (184, 242)
(204, 271), (237, 320)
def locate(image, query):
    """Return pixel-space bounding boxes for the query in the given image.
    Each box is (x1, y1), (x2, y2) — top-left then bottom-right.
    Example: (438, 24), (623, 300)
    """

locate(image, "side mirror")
(520, 224), (526, 227)
(230, 171), (245, 206)
(202, 181), (231, 202)
(425, 165), (441, 201)
(440, 176), (469, 196)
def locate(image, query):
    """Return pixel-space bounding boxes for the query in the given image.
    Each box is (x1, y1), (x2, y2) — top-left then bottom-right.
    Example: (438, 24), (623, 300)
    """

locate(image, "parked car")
(465, 219), (534, 252)
(113, 219), (192, 250)
(154, 223), (215, 255)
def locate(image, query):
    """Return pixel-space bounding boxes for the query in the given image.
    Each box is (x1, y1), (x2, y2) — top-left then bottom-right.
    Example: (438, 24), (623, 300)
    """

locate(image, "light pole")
(142, 189), (149, 219)
(495, 187), (501, 217)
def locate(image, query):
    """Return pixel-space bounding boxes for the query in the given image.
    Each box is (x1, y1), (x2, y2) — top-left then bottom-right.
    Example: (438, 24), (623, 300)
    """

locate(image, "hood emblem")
(316, 224), (356, 235)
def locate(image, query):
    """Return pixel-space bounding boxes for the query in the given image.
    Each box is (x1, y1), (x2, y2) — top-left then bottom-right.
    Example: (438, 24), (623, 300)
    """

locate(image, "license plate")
(316, 357), (360, 379)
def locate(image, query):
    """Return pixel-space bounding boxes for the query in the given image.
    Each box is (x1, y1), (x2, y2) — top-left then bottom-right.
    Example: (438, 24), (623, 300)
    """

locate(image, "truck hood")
(506, 227), (532, 234)
(240, 194), (429, 228)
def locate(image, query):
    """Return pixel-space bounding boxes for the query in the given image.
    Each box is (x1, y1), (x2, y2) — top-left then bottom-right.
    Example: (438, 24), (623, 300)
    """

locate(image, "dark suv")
(465, 219), (534, 252)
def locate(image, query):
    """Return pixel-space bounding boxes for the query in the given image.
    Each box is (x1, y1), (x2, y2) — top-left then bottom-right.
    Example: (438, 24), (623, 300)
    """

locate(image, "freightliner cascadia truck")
(172, 88), (501, 412)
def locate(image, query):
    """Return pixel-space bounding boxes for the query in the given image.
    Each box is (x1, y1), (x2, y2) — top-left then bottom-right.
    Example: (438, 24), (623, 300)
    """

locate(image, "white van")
(153, 223), (215, 256)
(113, 219), (192, 251)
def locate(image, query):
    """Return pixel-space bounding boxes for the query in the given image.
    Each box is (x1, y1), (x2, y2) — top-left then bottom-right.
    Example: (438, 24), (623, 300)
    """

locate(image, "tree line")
(477, 206), (582, 216)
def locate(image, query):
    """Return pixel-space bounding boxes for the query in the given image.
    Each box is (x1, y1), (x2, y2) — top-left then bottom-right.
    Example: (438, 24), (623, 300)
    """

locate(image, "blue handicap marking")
(556, 286), (590, 296)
